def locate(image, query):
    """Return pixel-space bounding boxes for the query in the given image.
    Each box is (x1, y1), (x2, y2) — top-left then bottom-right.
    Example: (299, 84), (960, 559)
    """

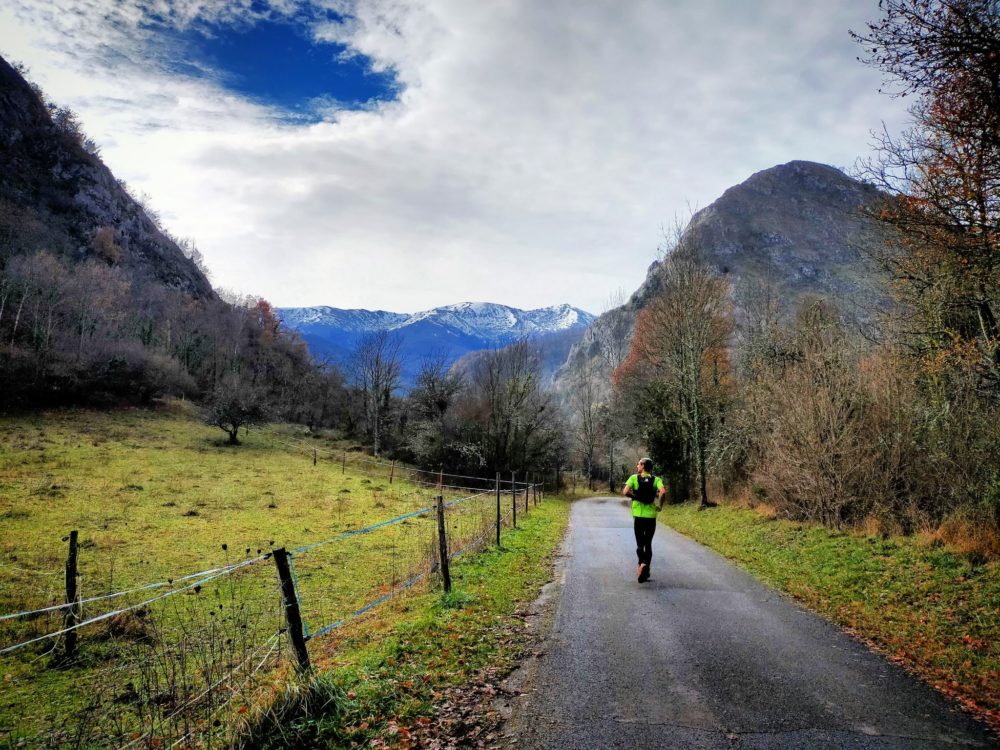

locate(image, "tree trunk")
(10, 291), (25, 348)
(697, 433), (710, 508)
(607, 444), (613, 492)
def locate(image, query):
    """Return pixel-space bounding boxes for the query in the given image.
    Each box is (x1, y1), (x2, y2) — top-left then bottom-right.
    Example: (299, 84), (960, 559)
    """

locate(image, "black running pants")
(634, 516), (656, 566)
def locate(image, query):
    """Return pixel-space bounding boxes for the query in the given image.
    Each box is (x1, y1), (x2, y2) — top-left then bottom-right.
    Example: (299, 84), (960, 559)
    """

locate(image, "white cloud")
(0, 0), (908, 313)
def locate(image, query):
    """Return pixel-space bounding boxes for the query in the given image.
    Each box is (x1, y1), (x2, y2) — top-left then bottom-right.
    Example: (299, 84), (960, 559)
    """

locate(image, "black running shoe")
(638, 563), (649, 583)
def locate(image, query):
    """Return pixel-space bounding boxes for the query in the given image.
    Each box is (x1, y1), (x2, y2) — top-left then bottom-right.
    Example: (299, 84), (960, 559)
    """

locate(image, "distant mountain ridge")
(278, 301), (595, 385)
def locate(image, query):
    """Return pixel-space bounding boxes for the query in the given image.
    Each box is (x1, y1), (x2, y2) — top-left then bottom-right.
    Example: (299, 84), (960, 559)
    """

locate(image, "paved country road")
(503, 497), (998, 749)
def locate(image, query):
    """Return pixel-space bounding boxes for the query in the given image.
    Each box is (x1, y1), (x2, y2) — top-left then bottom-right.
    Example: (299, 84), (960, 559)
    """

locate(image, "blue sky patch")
(165, 17), (399, 120)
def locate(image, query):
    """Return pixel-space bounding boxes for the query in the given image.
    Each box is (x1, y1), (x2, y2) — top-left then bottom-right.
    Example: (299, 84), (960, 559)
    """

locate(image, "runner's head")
(638, 457), (653, 474)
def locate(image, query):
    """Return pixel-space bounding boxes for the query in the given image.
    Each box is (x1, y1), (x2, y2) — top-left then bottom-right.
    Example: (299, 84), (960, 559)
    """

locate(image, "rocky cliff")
(0, 55), (213, 298)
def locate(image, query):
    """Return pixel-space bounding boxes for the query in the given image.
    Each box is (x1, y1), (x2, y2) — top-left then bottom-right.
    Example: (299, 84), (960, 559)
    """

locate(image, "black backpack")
(634, 474), (657, 504)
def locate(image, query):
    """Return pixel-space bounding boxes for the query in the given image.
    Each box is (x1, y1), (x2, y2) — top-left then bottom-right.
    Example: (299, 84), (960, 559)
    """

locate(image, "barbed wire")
(0, 556), (266, 655)
(2, 481), (534, 657)
(0, 481), (500, 627)
(289, 488), (494, 556)
(0, 559), (64, 576)
(0, 562), (256, 622)
(307, 569), (428, 642)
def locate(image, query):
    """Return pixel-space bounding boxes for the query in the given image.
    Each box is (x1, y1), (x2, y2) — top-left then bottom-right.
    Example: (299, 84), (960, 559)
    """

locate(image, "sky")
(0, 0), (909, 315)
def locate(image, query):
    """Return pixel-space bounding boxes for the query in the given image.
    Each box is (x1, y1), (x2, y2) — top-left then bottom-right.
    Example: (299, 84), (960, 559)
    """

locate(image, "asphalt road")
(503, 497), (998, 749)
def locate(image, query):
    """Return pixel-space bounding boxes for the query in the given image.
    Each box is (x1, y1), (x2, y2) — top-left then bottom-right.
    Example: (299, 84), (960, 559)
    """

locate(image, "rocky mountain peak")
(554, 161), (890, 388)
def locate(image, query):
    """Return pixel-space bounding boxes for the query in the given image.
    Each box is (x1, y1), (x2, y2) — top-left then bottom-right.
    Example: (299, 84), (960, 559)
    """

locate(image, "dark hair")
(640, 457), (653, 472)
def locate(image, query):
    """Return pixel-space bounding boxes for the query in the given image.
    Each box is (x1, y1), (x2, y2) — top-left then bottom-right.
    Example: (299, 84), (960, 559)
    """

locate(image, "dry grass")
(929, 516), (1000, 563)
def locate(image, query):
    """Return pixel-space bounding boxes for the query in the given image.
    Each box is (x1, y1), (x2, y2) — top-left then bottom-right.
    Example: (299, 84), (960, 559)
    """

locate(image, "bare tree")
(407, 354), (467, 468)
(624, 246), (733, 507)
(67, 261), (130, 359)
(469, 339), (552, 474)
(568, 359), (601, 488)
(589, 289), (632, 489)
(350, 330), (403, 456)
(591, 289), (632, 373)
(204, 372), (270, 444)
(853, 0), (1000, 391)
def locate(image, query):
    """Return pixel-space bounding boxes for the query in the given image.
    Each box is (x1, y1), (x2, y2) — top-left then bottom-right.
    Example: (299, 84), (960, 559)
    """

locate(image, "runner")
(622, 457), (666, 583)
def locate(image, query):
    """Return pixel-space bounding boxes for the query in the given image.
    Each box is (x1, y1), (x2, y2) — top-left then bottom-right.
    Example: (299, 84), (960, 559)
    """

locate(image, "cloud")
(0, 0), (909, 313)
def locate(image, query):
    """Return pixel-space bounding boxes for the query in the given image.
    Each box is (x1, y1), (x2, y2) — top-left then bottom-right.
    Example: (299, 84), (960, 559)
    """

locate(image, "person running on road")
(622, 457), (666, 583)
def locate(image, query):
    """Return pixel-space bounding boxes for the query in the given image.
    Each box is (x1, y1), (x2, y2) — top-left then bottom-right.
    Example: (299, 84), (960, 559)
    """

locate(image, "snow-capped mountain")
(278, 307), (410, 333)
(277, 301), (595, 386)
(280, 302), (590, 340)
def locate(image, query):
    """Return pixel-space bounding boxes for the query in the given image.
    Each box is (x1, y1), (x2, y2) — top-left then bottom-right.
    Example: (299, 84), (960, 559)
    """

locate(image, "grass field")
(0, 406), (562, 748)
(660, 502), (1000, 729)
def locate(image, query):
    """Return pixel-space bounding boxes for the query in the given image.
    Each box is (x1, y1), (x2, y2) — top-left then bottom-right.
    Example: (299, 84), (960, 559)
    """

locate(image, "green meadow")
(0, 407), (563, 748)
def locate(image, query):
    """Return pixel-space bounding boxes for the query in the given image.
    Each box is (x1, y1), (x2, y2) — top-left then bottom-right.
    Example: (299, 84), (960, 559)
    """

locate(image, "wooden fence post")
(342, 449), (346, 474)
(272, 548), (310, 673)
(435, 496), (451, 593)
(511, 472), (517, 529)
(495, 472), (501, 547)
(524, 474), (529, 513)
(63, 530), (80, 661)
(389, 460), (395, 484)
(313, 448), (317, 466)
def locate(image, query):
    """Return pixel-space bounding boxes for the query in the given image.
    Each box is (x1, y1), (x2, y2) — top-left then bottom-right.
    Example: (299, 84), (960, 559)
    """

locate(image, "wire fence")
(0, 439), (544, 749)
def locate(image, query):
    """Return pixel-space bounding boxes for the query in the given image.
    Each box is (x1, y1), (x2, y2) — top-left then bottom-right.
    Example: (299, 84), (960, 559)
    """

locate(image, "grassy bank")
(660, 503), (1000, 727)
(246, 496), (571, 749)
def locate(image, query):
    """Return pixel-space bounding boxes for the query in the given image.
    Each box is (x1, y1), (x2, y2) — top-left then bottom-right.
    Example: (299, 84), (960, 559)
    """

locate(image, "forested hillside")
(0, 55), (325, 414)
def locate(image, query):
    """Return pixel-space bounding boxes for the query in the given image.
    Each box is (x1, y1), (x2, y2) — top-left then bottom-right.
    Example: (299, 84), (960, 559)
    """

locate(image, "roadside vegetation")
(243, 496), (569, 749)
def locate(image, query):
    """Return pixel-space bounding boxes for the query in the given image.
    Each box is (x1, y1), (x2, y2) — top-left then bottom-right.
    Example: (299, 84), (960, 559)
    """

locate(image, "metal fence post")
(272, 548), (311, 673)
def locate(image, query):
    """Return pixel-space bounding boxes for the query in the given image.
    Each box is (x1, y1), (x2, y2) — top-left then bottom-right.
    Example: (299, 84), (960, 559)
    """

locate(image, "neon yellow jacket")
(625, 473), (665, 518)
